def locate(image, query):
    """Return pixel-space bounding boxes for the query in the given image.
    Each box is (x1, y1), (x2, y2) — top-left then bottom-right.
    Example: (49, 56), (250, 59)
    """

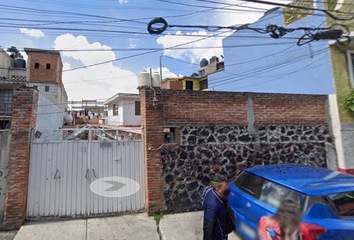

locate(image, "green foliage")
(284, 0), (315, 25)
(328, 0), (338, 11)
(343, 91), (354, 114)
(153, 213), (163, 225)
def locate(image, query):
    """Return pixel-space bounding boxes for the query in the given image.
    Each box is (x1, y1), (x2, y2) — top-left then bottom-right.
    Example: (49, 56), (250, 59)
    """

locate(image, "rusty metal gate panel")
(27, 140), (145, 218)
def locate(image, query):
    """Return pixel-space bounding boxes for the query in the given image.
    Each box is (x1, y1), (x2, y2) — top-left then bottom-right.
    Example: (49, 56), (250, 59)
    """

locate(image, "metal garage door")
(27, 139), (145, 218)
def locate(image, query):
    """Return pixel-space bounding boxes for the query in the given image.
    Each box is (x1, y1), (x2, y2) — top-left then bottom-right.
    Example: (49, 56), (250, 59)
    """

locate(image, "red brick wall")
(3, 87), (38, 230)
(162, 81), (167, 89)
(162, 80), (183, 90)
(251, 93), (328, 125)
(28, 52), (59, 83)
(140, 88), (329, 214)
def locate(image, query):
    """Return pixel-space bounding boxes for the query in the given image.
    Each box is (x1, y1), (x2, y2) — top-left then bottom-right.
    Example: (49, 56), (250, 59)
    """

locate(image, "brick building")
(25, 48), (67, 111)
(139, 87), (334, 214)
(0, 87), (38, 230)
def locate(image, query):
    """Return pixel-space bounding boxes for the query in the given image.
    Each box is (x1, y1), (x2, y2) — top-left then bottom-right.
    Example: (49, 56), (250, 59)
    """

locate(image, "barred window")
(0, 89), (13, 117)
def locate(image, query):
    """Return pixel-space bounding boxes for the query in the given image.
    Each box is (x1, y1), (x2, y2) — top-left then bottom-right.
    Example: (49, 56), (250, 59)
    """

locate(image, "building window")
(200, 80), (208, 91)
(347, 51), (354, 87)
(46, 63), (51, 69)
(113, 104), (118, 116)
(135, 101), (141, 116)
(45, 86), (50, 92)
(186, 81), (193, 90)
(34, 63), (39, 69)
(0, 89), (13, 117)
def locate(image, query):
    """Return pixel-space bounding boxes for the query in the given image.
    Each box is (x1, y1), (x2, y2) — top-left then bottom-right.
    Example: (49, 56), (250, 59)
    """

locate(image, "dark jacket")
(202, 187), (228, 240)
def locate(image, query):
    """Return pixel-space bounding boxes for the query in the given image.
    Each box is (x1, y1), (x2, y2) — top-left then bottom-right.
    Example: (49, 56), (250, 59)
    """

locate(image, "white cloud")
(53, 34), (138, 100)
(127, 39), (139, 49)
(156, 0), (295, 63)
(119, 0), (128, 4)
(144, 67), (178, 79)
(20, 51), (28, 62)
(20, 28), (45, 38)
(157, 30), (226, 63)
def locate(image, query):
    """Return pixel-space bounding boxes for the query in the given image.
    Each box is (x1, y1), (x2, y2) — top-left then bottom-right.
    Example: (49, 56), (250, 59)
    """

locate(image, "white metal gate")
(27, 139), (145, 218)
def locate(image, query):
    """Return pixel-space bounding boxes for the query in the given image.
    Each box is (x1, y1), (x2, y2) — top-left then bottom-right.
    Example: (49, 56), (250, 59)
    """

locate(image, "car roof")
(245, 164), (354, 196)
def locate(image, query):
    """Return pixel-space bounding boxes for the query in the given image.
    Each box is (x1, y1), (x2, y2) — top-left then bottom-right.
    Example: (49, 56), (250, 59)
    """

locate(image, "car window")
(260, 180), (307, 209)
(234, 172), (264, 199)
(233, 171), (247, 188)
(327, 192), (354, 217)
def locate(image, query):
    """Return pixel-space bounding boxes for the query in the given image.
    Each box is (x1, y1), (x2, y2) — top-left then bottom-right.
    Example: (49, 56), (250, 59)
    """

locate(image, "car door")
(229, 172), (267, 230)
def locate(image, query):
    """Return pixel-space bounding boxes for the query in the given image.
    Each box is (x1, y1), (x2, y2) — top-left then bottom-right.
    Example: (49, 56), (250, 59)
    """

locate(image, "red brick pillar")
(3, 87), (38, 230)
(140, 87), (166, 214)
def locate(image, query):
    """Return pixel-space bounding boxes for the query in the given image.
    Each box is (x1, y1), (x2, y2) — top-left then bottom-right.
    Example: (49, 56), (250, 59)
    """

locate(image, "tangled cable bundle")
(147, 17), (347, 47)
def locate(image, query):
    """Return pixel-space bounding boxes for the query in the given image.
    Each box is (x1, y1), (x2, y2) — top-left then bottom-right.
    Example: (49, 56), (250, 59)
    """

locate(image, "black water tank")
(210, 56), (219, 64)
(200, 58), (208, 68)
(7, 46), (20, 58)
(15, 57), (26, 68)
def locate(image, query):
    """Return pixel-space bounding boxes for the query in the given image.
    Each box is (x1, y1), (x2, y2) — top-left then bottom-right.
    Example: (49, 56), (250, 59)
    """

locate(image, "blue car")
(228, 164), (354, 240)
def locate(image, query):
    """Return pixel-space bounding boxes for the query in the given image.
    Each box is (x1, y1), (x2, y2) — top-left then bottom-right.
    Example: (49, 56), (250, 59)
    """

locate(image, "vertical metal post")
(87, 128), (92, 217)
(159, 55), (163, 83)
(150, 68), (153, 87)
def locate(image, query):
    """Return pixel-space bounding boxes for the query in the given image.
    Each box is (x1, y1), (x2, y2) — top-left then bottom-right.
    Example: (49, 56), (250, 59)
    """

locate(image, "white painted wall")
(28, 82), (58, 105)
(123, 99), (141, 126)
(35, 95), (65, 141)
(106, 98), (141, 126)
(107, 99), (124, 126)
(57, 85), (68, 111)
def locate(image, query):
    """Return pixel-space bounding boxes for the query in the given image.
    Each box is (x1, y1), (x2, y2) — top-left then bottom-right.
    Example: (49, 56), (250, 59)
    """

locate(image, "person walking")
(258, 199), (302, 240)
(201, 177), (234, 240)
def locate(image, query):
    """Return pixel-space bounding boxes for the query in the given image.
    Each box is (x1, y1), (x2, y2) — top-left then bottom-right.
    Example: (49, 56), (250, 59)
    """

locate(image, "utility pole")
(159, 55), (163, 83)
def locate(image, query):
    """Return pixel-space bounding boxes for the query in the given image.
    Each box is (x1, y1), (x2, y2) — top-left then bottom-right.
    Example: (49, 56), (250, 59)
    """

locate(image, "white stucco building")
(104, 93), (141, 126)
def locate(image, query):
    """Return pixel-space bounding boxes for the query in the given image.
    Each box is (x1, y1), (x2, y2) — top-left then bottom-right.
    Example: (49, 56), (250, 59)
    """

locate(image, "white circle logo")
(90, 176), (140, 198)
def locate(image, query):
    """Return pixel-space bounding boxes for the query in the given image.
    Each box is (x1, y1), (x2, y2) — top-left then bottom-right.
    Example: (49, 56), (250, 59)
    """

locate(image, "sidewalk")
(159, 211), (241, 240)
(0, 231), (17, 240)
(14, 214), (159, 240)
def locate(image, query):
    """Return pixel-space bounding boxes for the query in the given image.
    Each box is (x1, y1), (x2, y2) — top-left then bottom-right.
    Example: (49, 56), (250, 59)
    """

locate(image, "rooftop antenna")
(276, 165), (285, 174)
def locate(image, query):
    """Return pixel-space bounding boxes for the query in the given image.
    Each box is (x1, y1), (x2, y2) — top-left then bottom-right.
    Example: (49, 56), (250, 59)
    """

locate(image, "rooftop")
(246, 164), (354, 196)
(24, 48), (60, 55)
(104, 93), (140, 105)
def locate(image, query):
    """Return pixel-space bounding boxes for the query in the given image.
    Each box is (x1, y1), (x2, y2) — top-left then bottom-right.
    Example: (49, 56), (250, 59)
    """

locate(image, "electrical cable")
(208, 47), (328, 88)
(241, 0), (354, 21)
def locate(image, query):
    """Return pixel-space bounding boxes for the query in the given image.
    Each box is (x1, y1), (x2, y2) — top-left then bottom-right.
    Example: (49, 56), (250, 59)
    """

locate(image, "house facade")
(162, 75), (208, 91)
(208, 0), (354, 173)
(104, 93), (141, 126)
(162, 55), (224, 91)
(25, 48), (68, 111)
(0, 47), (28, 129)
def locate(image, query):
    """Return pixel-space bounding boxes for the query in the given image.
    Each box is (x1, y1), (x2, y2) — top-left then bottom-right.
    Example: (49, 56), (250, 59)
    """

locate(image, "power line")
(209, 48), (327, 87)
(15, 42), (297, 53)
(156, 0), (268, 12)
(208, 47), (328, 88)
(242, 0), (354, 21)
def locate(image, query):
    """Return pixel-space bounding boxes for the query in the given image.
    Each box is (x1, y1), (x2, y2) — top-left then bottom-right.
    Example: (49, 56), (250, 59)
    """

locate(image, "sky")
(0, 0), (292, 100)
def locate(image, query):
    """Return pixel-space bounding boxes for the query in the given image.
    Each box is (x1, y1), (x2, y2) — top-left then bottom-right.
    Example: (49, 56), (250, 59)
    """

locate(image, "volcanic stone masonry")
(161, 125), (333, 213)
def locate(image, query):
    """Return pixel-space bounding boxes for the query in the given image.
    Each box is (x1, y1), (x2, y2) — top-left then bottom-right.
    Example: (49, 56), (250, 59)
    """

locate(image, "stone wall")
(139, 88), (334, 214)
(161, 125), (332, 212)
